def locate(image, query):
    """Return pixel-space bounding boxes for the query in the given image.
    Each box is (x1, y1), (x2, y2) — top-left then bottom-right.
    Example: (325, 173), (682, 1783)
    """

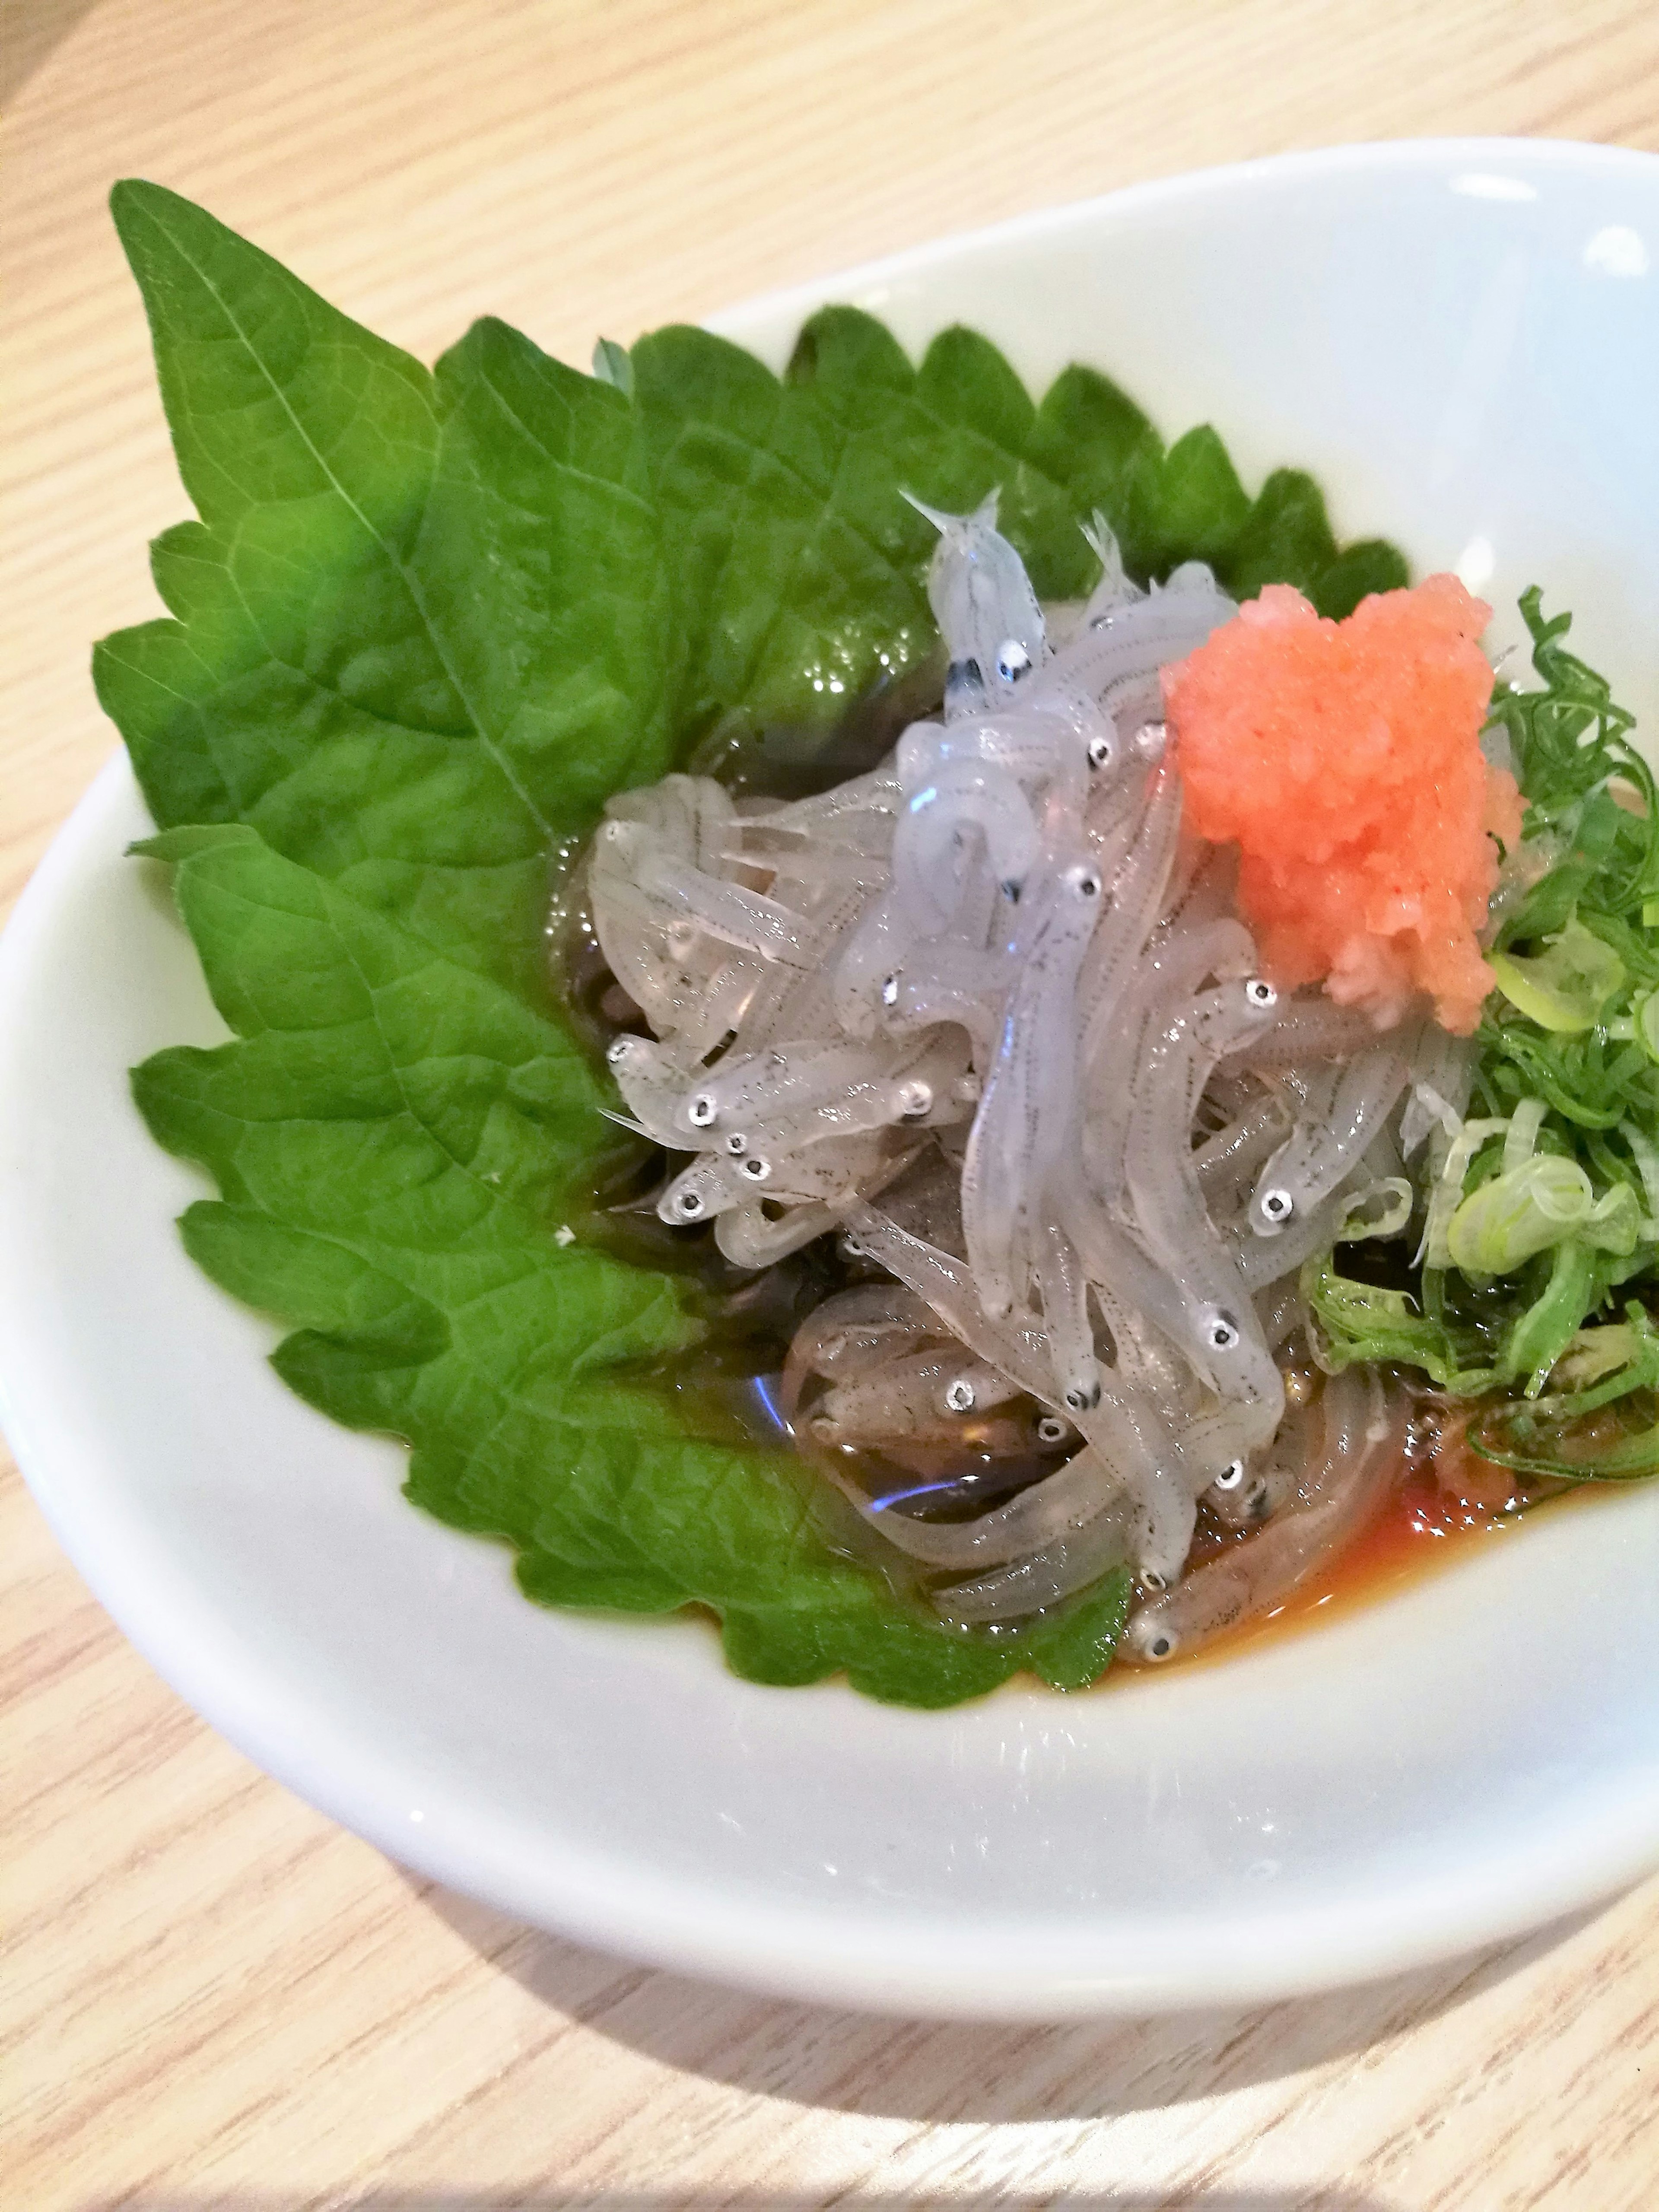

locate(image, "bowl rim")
(702, 130), (1659, 344)
(7, 136), (1659, 2021)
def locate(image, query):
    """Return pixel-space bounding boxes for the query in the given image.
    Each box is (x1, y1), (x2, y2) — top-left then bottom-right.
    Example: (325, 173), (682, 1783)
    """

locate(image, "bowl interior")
(5, 140), (1659, 2018)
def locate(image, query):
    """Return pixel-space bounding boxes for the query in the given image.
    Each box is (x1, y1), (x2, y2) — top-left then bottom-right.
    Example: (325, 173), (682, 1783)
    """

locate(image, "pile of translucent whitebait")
(583, 494), (1435, 1664)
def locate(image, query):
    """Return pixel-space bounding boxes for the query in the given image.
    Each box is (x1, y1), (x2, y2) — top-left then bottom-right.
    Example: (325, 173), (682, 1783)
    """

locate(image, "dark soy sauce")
(1167, 1447), (1598, 1675)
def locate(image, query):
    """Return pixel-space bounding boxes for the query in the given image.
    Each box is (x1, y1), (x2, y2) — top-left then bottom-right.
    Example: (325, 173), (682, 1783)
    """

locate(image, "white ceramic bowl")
(5, 139), (1659, 2021)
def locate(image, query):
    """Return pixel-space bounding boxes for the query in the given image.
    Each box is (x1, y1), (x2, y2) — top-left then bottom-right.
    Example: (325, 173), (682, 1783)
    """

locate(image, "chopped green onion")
(1446, 1154), (1596, 1274)
(1420, 1117), (1510, 1268)
(1336, 1176), (1414, 1243)
(1472, 1306), (1659, 1475)
(1503, 1239), (1602, 1390)
(1550, 1323), (1643, 1390)
(1313, 595), (1659, 1475)
(1583, 1179), (1643, 1256)
(1485, 917), (1627, 1034)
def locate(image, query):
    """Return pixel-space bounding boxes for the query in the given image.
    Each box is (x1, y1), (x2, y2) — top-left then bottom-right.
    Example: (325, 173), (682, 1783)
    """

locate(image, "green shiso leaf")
(102, 179), (1408, 1704)
(95, 182), (679, 1009)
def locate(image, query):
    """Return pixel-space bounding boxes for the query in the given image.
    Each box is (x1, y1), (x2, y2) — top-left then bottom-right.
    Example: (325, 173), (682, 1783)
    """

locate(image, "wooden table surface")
(7, 3), (1659, 2205)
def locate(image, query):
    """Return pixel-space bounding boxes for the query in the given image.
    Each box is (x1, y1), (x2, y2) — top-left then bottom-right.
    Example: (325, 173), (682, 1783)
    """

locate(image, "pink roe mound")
(1163, 575), (1522, 1034)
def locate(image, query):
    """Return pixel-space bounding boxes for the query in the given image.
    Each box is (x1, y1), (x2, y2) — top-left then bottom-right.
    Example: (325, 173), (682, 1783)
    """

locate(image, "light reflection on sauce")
(1155, 1459), (1603, 1677)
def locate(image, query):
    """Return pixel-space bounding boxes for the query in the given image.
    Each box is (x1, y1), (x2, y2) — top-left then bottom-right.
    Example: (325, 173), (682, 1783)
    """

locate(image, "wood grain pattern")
(5, 3), (1659, 2204)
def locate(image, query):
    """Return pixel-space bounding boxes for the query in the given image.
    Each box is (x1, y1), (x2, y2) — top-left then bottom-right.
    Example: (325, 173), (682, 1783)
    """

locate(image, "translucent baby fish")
(907, 489), (1049, 713)
(572, 502), (1435, 1641)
